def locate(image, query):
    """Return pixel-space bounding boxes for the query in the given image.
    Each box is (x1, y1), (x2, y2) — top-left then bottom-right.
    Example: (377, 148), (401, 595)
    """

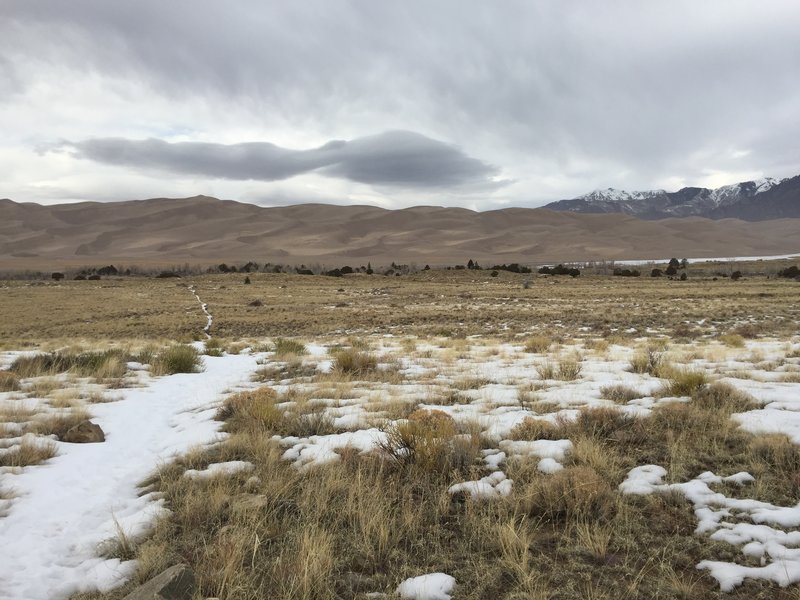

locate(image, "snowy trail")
(0, 353), (261, 600)
(188, 284), (212, 338)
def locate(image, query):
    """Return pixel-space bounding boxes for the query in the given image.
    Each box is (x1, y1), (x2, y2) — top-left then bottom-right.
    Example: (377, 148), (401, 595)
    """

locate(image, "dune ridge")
(2, 195), (800, 268)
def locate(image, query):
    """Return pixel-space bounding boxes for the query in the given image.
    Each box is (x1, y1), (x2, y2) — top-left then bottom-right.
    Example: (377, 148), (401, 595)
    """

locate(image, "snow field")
(1, 334), (800, 596)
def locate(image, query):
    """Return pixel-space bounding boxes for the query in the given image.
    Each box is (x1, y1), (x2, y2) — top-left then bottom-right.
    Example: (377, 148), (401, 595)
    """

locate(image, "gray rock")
(122, 564), (195, 600)
(62, 420), (105, 443)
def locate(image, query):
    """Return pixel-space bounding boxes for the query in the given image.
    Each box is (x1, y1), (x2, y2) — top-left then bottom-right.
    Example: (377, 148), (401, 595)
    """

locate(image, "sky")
(2, 1), (799, 210)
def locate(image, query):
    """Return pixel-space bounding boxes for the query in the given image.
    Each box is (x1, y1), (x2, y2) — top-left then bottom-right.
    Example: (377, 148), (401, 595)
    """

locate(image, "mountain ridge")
(544, 175), (799, 220)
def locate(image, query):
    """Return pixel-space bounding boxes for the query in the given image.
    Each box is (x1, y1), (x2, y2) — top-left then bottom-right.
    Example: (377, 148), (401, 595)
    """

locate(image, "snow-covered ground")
(1, 335), (800, 597)
(0, 351), (262, 600)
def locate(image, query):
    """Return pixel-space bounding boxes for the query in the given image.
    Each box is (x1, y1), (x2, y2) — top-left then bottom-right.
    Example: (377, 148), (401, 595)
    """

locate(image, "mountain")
(544, 175), (799, 220)
(2, 196), (800, 269)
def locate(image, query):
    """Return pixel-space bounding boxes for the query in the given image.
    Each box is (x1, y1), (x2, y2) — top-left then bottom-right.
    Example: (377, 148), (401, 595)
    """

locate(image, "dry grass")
(600, 384), (643, 403)
(271, 338), (307, 357)
(0, 437), (58, 467)
(4, 269), (800, 343)
(523, 335), (552, 353)
(331, 348), (377, 375)
(509, 417), (563, 441)
(0, 371), (21, 391)
(25, 408), (91, 439)
(658, 368), (708, 397)
(10, 349), (129, 380)
(150, 345), (203, 376)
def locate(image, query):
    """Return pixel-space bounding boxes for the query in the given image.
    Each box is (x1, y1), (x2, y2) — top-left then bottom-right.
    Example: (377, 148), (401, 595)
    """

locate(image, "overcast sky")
(2, 1), (799, 210)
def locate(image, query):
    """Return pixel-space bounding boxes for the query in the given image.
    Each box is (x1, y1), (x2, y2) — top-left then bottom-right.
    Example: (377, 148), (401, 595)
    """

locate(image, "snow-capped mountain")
(544, 175), (799, 220)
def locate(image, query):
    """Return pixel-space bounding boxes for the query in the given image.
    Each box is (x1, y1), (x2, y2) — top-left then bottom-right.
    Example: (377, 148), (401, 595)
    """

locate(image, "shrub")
(651, 268), (663, 277)
(523, 336), (551, 354)
(379, 409), (478, 474)
(151, 345), (203, 376)
(555, 356), (582, 381)
(659, 368), (707, 397)
(719, 333), (745, 348)
(629, 345), (666, 376)
(203, 338), (225, 357)
(599, 384), (642, 403)
(535, 361), (555, 379)
(692, 381), (757, 413)
(332, 349), (378, 375)
(272, 338), (307, 357)
(777, 265), (799, 279)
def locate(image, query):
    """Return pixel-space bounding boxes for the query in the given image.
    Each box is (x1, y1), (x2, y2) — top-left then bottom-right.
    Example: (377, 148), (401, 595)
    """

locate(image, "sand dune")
(2, 196), (800, 269)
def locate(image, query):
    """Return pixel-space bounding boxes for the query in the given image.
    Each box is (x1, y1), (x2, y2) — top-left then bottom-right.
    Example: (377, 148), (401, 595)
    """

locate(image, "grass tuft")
(151, 345), (203, 376)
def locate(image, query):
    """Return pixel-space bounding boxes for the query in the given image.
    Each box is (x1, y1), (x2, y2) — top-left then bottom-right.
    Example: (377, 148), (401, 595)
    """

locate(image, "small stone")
(62, 420), (105, 443)
(122, 564), (195, 600)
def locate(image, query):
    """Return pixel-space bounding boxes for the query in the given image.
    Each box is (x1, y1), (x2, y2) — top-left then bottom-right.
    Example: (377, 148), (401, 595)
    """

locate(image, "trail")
(188, 284), (213, 338)
(0, 353), (262, 600)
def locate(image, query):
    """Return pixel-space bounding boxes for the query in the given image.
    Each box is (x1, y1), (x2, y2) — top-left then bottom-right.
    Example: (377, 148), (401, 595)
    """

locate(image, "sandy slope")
(2, 196), (800, 268)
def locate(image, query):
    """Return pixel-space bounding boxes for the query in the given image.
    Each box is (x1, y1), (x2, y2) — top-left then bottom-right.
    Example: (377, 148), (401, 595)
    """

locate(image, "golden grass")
(150, 345), (203, 376)
(0, 437), (58, 467)
(0, 371), (21, 392)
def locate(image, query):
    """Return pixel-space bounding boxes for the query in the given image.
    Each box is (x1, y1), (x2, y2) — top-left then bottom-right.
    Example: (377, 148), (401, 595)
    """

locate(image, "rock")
(62, 420), (105, 443)
(122, 564), (195, 600)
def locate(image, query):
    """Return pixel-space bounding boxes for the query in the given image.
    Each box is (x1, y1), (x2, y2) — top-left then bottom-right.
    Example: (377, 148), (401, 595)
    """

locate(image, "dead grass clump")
(25, 408), (91, 439)
(535, 361), (555, 380)
(719, 333), (746, 348)
(734, 322), (763, 339)
(203, 338), (225, 357)
(599, 384), (643, 403)
(568, 436), (621, 481)
(555, 356), (582, 381)
(254, 358), (318, 382)
(659, 368), (708, 397)
(692, 381), (758, 413)
(749, 434), (800, 475)
(332, 348), (378, 375)
(509, 417), (564, 441)
(629, 345), (666, 375)
(523, 336), (552, 354)
(0, 437), (58, 467)
(452, 377), (492, 390)
(272, 338), (307, 357)
(151, 345), (203, 376)
(521, 466), (616, 523)
(380, 409), (478, 474)
(0, 371), (21, 392)
(218, 387), (281, 431)
(10, 349), (129, 379)
(568, 407), (635, 442)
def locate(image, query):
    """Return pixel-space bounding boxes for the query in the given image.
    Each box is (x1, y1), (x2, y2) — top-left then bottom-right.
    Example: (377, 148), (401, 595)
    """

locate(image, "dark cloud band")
(56, 131), (499, 188)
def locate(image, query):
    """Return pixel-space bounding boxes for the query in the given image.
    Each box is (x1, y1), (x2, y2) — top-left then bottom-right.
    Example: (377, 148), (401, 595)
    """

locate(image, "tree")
(668, 258), (680, 269)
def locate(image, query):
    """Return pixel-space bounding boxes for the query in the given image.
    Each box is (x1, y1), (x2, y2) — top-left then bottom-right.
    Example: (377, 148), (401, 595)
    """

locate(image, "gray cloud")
(2, 1), (800, 207)
(57, 131), (499, 188)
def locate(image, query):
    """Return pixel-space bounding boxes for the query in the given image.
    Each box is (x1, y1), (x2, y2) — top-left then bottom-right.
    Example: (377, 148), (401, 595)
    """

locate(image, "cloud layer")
(58, 131), (499, 188)
(1, 1), (799, 208)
